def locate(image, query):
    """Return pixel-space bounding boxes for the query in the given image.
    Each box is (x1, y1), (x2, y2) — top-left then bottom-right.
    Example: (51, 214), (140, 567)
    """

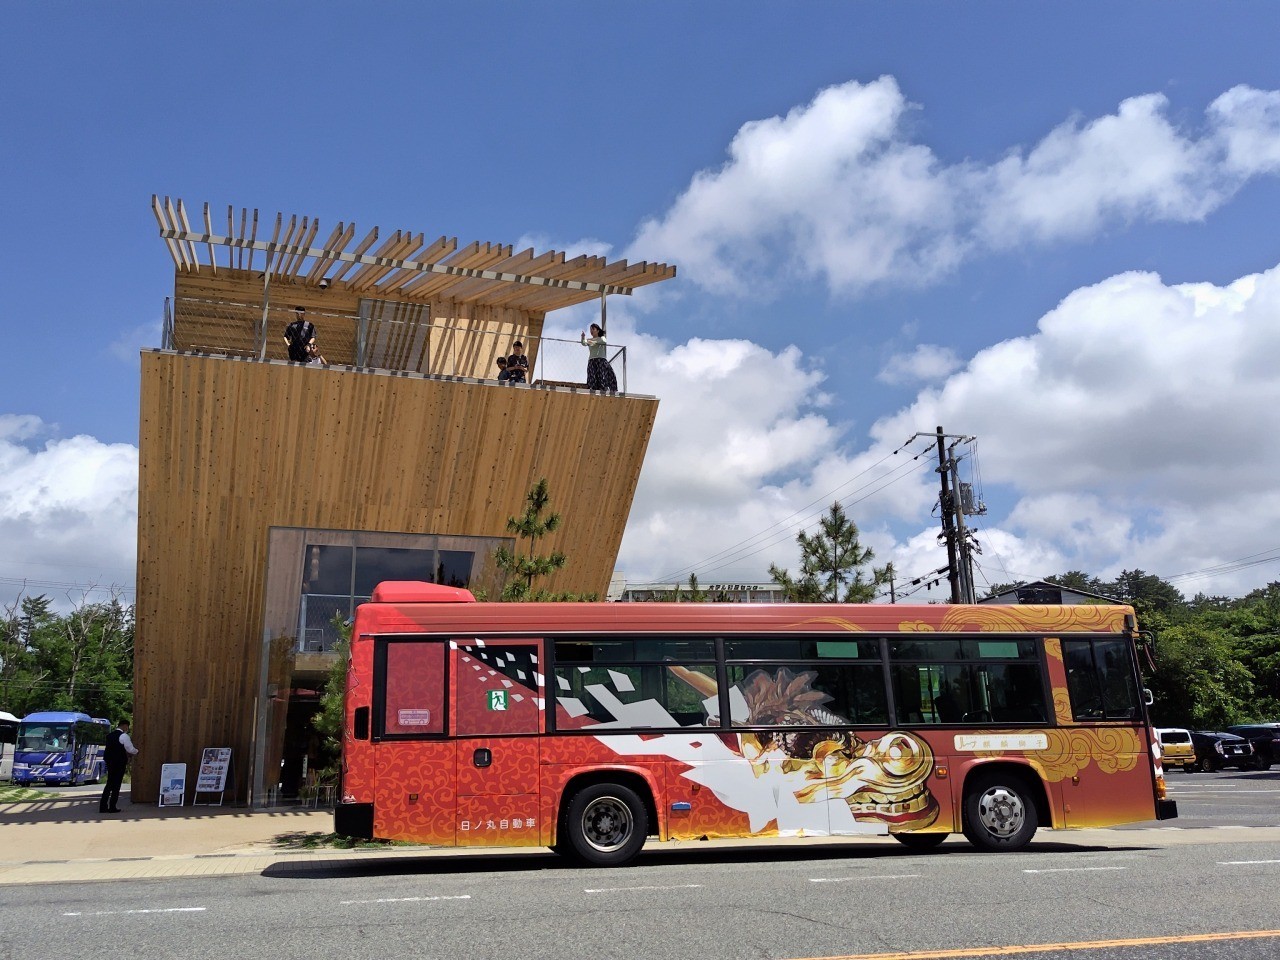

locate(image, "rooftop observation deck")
(152, 196), (677, 390)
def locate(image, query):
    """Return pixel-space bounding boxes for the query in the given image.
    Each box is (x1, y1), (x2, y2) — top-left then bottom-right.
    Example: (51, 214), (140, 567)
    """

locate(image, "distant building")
(614, 579), (786, 603)
(980, 580), (1120, 605)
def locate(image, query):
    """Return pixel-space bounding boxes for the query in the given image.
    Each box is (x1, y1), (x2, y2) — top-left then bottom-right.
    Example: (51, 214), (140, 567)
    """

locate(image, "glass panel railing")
(164, 297), (628, 391)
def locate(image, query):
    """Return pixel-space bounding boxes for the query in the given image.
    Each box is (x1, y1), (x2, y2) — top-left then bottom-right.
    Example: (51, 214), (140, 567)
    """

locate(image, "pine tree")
(769, 501), (886, 603)
(494, 478), (571, 601)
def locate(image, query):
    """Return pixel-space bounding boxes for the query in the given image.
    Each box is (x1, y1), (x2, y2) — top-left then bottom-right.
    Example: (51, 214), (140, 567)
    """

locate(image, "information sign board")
(196, 747), (232, 792)
(159, 762), (187, 807)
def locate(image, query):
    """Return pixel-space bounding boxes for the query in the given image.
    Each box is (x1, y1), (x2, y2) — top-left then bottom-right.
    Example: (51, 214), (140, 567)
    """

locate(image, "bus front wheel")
(562, 783), (648, 867)
(962, 772), (1039, 851)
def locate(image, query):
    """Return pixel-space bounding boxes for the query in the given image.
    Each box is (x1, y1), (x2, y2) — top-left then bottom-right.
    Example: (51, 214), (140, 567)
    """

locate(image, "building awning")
(151, 196), (677, 313)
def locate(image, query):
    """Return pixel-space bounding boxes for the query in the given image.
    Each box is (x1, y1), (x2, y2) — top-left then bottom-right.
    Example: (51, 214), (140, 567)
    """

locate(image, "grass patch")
(0, 785), (61, 802)
(271, 830), (410, 850)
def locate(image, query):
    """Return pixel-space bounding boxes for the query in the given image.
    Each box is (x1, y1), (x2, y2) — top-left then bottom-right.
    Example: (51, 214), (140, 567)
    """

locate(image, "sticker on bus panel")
(397, 709), (434, 726)
(954, 733), (1049, 752)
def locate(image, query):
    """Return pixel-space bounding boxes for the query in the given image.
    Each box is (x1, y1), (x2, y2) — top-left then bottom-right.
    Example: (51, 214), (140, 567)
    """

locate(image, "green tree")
(1147, 620), (1253, 729)
(1105, 569), (1185, 620)
(493, 478), (590, 601)
(768, 502), (886, 603)
(0, 591), (133, 720)
(313, 613), (353, 776)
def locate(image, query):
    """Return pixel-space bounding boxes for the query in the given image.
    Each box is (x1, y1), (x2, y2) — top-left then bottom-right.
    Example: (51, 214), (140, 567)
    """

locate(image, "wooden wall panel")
(134, 352), (657, 802)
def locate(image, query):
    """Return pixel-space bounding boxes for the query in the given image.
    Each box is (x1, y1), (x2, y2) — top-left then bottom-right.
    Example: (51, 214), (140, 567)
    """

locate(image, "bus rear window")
(382, 641), (446, 736)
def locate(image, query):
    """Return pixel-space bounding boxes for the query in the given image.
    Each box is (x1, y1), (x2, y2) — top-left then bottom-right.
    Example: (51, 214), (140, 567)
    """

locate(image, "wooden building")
(135, 198), (676, 804)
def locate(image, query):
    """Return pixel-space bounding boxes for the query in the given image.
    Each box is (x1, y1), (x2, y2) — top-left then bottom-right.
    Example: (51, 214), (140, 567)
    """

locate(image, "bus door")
(375, 639), (456, 846)
(451, 639), (544, 848)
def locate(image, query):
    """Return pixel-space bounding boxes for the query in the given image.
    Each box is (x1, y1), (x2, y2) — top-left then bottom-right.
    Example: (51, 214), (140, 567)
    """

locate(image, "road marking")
(810, 875), (921, 883)
(339, 895), (471, 905)
(1022, 867), (1126, 874)
(1219, 859), (1280, 865)
(64, 907), (207, 917)
(785, 928), (1280, 959)
(583, 883), (703, 893)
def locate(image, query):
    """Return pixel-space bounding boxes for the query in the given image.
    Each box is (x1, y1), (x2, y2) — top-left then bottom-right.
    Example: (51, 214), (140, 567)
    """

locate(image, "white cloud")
(109, 322), (161, 364)
(0, 417), (138, 609)
(629, 80), (1280, 299)
(878, 344), (962, 385)
(871, 260), (1280, 597)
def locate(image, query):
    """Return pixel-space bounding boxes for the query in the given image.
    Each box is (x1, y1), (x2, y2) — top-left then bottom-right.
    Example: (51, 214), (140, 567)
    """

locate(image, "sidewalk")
(0, 790), (376, 885)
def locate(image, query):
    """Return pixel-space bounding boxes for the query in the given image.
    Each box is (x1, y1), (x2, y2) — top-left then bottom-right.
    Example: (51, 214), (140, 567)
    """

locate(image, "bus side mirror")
(354, 706), (370, 741)
(1143, 688), (1154, 706)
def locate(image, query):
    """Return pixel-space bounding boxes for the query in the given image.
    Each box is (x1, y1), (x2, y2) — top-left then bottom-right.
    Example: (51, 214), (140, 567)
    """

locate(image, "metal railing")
(163, 297), (628, 391)
(297, 593), (368, 653)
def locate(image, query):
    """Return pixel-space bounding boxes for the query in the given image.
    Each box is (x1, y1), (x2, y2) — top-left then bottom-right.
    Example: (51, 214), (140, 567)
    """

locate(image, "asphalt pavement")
(1, 771), (1278, 959)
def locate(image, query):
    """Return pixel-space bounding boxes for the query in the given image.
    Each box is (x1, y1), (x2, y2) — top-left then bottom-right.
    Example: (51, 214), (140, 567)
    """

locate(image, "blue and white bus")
(11, 712), (110, 786)
(0, 711), (18, 781)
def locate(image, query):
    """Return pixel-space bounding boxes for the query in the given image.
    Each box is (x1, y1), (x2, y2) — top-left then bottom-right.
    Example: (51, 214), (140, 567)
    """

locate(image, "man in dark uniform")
(100, 719), (138, 814)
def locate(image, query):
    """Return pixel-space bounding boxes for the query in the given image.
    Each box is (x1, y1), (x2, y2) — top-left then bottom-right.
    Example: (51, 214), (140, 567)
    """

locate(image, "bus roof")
(354, 590), (1137, 637)
(19, 711), (105, 724)
(0, 711), (18, 723)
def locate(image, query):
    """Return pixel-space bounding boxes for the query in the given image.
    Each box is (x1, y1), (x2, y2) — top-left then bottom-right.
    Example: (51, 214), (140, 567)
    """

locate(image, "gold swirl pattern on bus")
(970, 726), (1142, 781)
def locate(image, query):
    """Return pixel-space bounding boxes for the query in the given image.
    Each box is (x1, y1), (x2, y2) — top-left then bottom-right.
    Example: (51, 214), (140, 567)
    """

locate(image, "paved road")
(0, 772), (1276, 960)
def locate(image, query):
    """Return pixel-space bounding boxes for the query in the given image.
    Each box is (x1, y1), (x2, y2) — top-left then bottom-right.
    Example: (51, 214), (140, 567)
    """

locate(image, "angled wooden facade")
(133, 199), (674, 803)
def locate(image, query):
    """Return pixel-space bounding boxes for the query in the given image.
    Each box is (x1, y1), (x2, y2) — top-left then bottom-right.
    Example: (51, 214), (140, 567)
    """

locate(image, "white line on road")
(1218, 859), (1280, 865)
(1023, 867), (1128, 874)
(64, 907), (207, 917)
(339, 895), (472, 905)
(809, 874), (921, 883)
(583, 884), (704, 894)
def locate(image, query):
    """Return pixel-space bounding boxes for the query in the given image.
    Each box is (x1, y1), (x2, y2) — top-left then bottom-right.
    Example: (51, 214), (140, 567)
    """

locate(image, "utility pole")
(948, 443), (976, 604)
(933, 426), (962, 604)
(908, 426), (980, 605)
(886, 562), (897, 604)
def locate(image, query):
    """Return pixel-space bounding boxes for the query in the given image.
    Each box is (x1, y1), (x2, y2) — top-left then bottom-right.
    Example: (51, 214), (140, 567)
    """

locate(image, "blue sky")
(3, 2), (1280, 604)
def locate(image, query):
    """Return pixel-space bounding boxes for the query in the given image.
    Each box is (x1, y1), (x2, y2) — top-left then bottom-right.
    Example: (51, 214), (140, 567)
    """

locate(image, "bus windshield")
(17, 723), (73, 752)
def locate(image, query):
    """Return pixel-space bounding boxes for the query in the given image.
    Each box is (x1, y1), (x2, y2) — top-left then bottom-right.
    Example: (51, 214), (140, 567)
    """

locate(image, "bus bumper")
(334, 802), (374, 840)
(1156, 799), (1178, 820)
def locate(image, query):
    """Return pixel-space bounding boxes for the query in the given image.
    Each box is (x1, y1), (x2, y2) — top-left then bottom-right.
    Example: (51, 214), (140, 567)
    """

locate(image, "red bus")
(335, 582), (1176, 866)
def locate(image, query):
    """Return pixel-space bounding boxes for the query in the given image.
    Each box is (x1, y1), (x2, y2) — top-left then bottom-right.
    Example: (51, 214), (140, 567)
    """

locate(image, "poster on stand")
(159, 762), (187, 807)
(195, 748), (232, 791)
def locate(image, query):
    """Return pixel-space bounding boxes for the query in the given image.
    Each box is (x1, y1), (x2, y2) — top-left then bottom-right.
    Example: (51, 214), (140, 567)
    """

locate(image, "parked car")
(1190, 730), (1255, 772)
(1154, 727), (1196, 771)
(1226, 723), (1280, 770)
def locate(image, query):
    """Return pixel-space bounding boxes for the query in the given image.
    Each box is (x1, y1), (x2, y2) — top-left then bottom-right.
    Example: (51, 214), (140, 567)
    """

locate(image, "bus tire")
(891, 831), (949, 850)
(563, 782), (648, 867)
(962, 771), (1039, 852)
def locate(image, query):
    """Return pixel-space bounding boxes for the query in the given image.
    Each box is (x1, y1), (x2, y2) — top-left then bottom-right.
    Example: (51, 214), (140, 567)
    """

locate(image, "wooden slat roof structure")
(152, 196), (677, 312)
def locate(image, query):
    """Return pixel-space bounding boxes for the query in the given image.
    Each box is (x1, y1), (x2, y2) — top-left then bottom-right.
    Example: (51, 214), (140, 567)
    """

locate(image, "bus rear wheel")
(962, 771), (1039, 851)
(891, 831), (949, 850)
(562, 783), (648, 867)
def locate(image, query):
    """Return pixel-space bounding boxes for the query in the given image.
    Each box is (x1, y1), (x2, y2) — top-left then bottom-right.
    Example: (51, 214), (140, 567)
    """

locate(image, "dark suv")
(1190, 730), (1255, 771)
(1226, 724), (1280, 770)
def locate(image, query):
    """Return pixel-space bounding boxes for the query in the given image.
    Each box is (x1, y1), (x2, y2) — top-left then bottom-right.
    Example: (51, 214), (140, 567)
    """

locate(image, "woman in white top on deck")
(580, 323), (618, 392)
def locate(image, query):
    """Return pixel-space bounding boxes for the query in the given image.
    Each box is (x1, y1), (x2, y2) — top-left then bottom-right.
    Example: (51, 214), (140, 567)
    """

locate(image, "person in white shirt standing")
(99, 719), (138, 814)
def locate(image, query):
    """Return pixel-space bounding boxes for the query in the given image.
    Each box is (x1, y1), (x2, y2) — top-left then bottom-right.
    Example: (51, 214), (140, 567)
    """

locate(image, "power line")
(0, 577), (134, 598)
(687, 457), (935, 581)
(656, 434), (930, 583)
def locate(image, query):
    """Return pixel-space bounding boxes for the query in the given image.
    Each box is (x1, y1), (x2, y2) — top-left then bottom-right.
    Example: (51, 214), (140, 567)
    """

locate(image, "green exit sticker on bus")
(487, 690), (508, 711)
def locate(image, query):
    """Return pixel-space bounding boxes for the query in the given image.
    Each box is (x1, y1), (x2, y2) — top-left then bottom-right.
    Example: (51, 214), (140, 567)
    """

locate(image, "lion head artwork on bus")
(594, 664), (938, 836)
